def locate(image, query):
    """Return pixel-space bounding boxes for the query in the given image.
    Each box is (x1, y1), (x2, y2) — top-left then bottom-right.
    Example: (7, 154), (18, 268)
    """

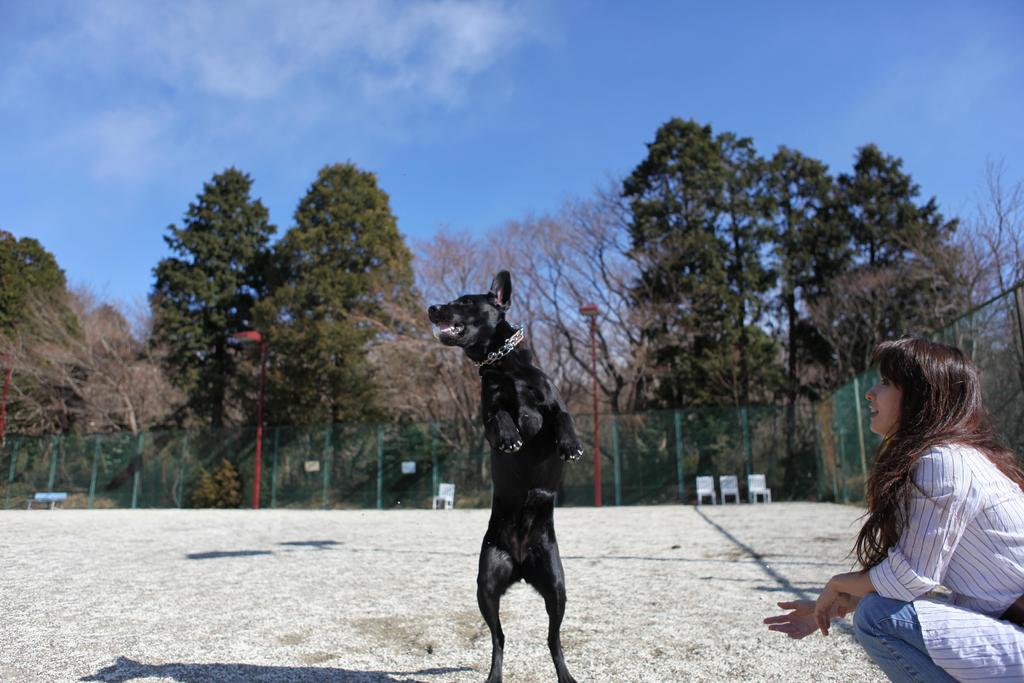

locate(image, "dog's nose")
(428, 305), (441, 319)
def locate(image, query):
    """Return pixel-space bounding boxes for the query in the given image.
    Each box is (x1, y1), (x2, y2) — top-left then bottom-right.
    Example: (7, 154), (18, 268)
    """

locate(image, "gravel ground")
(0, 503), (885, 682)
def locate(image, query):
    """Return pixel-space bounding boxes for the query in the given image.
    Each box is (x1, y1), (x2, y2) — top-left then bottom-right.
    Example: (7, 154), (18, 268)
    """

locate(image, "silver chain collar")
(475, 327), (525, 367)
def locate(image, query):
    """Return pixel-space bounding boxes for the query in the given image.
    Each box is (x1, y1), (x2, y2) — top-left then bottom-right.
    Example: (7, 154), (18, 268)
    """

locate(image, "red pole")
(253, 338), (267, 510)
(590, 316), (601, 507)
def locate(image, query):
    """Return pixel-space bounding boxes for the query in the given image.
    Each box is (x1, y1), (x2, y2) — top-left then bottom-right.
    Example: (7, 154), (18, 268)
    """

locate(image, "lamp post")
(578, 304), (601, 507)
(0, 353), (10, 448)
(230, 330), (267, 510)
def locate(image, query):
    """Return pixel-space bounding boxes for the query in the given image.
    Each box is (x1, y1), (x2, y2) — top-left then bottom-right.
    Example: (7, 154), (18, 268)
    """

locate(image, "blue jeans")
(853, 593), (956, 683)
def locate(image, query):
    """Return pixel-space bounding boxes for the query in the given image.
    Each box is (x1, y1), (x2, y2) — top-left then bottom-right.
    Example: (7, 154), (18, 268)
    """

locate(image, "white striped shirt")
(868, 443), (1024, 681)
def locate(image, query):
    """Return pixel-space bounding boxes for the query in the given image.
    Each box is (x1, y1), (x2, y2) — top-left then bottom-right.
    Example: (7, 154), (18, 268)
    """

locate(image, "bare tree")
(493, 184), (660, 414)
(807, 268), (899, 386)
(807, 250), (965, 387)
(372, 182), (661, 425)
(358, 229), (495, 483)
(0, 287), (183, 436)
(971, 160), (1024, 297)
(365, 202), (659, 488)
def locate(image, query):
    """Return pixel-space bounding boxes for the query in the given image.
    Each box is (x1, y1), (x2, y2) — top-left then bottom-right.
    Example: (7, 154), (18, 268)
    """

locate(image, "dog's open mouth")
(432, 322), (466, 339)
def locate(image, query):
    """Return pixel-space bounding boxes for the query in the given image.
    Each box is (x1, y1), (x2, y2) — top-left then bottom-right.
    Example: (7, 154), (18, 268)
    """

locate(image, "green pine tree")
(718, 132), (779, 407)
(829, 145), (961, 374)
(624, 119), (727, 408)
(766, 147), (850, 497)
(0, 230), (67, 332)
(623, 119), (781, 408)
(256, 163), (416, 425)
(837, 144), (956, 268)
(150, 168), (276, 428)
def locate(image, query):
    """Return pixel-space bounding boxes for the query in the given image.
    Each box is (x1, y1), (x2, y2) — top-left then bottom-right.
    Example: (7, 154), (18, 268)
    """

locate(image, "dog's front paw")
(486, 413), (523, 454)
(558, 436), (584, 461)
(495, 426), (523, 453)
(498, 436), (523, 453)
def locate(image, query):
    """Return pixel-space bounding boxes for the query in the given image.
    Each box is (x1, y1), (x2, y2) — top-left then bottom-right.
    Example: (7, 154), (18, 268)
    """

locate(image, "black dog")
(428, 271), (582, 683)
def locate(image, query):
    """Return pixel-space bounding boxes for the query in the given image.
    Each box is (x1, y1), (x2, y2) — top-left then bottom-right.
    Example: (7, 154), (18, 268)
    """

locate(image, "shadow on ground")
(695, 507), (856, 635)
(278, 540), (342, 550)
(82, 656), (474, 683)
(185, 541), (341, 560)
(185, 550), (274, 560)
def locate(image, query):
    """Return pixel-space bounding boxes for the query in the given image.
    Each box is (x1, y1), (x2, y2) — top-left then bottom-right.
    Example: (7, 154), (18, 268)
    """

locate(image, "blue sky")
(1, 0), (1022, 304)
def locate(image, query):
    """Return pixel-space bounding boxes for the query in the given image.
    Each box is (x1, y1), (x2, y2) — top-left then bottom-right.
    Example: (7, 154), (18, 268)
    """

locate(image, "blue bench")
(27, 492), (68, 510)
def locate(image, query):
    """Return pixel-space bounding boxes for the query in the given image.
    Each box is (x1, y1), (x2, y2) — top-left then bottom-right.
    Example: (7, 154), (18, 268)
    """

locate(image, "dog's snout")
(428, 304), (451, 324)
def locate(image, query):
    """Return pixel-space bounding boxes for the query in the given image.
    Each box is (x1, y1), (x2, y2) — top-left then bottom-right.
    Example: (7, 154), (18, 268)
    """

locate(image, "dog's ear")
(489, 271), (512, 309)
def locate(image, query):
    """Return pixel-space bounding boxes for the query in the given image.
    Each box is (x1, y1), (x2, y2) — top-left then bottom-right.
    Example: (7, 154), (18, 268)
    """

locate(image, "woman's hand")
(814, 571), (874, 635)
(815, 580), (843, 635)
(764, 600), (820, 639)
(765, 593), (854, 639)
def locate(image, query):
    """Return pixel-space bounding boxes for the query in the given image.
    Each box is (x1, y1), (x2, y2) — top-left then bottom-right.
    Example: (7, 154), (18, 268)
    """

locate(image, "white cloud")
(62, 108), (177, 181)
(354, 1), (529, 100)
(11, 0), (532, 102)
(1, 0), (538, 182)
(844, 35), (1021, 136)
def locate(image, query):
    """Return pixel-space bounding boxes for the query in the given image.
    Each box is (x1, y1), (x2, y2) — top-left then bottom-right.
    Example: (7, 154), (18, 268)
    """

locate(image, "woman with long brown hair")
(764, 337), (1024, 681)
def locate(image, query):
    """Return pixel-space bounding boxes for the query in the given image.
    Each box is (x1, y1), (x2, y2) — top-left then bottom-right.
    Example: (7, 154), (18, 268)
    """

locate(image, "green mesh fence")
(29, 280), (1022, 511)
(820, 282), (1024, 503)
(1, 405), (821, 510)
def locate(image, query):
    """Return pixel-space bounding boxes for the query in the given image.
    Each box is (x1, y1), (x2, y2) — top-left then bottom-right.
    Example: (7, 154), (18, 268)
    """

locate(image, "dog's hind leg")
(478, 541), (515, 683)
(524, 535), (578, 683)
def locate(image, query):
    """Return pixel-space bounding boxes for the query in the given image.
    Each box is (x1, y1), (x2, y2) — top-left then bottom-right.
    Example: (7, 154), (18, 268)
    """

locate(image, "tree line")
(1, 118), (1020, 473)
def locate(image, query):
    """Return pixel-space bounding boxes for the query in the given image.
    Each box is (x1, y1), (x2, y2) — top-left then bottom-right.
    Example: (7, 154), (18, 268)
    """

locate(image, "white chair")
(719, 475), (740, 504)
(432, 482), (455, 510)
(748, 474), (772, 503)
(695, 476), (716, 506)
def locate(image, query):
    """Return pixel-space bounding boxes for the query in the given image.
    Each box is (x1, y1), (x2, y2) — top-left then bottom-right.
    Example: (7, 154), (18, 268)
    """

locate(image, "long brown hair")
(854, 337), (1024, 569)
